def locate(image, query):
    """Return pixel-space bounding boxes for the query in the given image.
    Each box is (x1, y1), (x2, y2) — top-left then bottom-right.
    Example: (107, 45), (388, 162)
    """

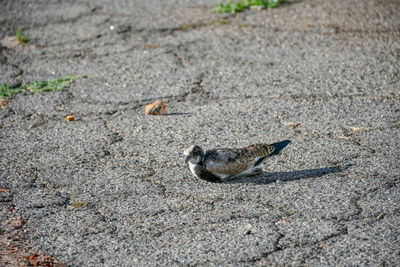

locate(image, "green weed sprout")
(0, 83), (25, 98)
(212, 0), (284, 13)
(0, 75), (87, 98)
(15, 28), (28, 43)
(24, 75), (87, 93)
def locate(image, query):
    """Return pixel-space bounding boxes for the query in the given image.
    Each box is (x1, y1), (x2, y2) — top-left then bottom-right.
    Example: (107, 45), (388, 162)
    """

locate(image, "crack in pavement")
(1, 47), (24, 87)
(232, 178), (393, 265)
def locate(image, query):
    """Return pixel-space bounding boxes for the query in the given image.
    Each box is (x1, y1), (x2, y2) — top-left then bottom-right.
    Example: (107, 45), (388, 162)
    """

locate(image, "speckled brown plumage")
(184, 140), (291, 182)
(204, 144), (275, 175)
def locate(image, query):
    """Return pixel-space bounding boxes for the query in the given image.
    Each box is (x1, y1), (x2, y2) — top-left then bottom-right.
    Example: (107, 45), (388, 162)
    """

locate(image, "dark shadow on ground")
(162, 112), (193, 116)
(224, 164), (352, 184)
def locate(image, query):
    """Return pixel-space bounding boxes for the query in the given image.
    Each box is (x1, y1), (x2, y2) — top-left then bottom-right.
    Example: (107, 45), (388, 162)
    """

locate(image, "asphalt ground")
(1, 0), (399, 266)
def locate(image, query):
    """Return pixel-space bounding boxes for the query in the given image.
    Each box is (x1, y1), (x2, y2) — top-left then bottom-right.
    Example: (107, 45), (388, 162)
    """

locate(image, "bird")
(184, 140), (291, 182)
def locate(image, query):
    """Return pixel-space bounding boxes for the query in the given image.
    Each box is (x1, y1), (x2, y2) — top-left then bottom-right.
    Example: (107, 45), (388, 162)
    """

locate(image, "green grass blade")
(15, 28), (28, 43)
(0, 83), (25, 98)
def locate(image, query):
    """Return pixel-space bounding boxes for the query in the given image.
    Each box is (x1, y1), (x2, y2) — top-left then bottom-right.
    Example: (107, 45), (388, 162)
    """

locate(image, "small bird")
(184, 140), (291, 182)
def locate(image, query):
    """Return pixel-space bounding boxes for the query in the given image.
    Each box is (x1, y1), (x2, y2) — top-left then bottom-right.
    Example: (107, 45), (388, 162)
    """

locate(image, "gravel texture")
(1, 0), (399, 266)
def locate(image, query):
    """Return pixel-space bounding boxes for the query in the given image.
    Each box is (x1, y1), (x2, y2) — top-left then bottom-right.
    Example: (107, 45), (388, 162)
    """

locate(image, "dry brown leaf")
(1, 99), (11, 109)
(26, 254), (59, 267)
(0, 36), (20, 48)
(64, 115), (75, 121)
(351, 127), (370, 134)
(9, 219), (27, 229)
(287, 122), (301, 128)
(0, 36), (38, 49)
(145, 100), (166, 115)
(144, 43), (161, 49)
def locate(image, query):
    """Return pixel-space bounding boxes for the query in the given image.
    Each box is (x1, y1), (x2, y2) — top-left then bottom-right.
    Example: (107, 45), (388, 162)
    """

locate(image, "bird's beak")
(184, 156), (190, 163)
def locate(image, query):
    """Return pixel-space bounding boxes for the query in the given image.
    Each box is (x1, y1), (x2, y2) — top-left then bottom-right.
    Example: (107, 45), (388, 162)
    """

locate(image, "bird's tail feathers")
(270, 140), (291, 156)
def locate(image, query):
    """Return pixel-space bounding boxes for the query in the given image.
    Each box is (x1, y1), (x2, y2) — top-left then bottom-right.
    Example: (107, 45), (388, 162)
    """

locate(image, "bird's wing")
(204, 144), (275, 175)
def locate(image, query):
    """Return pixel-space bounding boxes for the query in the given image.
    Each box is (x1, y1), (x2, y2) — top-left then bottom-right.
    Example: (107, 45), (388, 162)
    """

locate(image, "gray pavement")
(1, 0), (399, 266)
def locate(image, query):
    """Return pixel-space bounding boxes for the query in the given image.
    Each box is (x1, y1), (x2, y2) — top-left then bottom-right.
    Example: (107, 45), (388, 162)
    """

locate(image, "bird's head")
(184, 145), (204, 164)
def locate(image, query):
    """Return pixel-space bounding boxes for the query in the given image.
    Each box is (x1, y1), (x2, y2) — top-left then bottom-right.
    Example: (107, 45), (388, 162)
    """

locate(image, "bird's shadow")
(223, 164), (352, 184)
